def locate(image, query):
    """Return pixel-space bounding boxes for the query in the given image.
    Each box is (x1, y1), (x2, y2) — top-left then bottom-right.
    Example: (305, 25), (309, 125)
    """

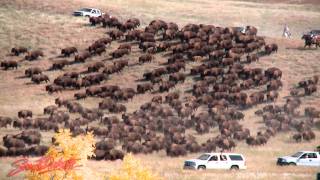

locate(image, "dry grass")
(0, 0), (320, 179)
(2, 132), (318, 180)
(1, 0), (320, 38)
(84, 131), (320, 180)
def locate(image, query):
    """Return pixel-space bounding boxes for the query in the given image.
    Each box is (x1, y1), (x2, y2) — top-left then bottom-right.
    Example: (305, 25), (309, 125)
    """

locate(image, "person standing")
(283, 24), (291, 38)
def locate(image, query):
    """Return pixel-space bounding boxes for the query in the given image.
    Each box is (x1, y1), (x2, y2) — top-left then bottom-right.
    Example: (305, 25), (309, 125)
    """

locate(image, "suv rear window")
(308, 153), (317, 158)
(229, 155), (243, 161)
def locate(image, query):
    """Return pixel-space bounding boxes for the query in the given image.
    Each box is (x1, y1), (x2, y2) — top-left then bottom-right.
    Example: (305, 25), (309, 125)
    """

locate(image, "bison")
(265, 44), (278, 55)
(18, 110), (32, 119)
(1, 60), (18, 70)
(110, 49), (129, 59)
(137, 83), (153, 93)
(11, 47), (28, 56)
(61, 47), (77, 57)
(31, 74), (50, 84)
(139, 54), (153, 64)
(74, 51), (91, 63)
(51, 60), (69, 70)
(25, 67), (42, 77)
(25, 50), (44, 61)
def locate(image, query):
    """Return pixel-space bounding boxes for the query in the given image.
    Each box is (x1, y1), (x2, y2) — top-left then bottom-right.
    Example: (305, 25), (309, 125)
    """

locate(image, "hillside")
(0, 0), (320, 179)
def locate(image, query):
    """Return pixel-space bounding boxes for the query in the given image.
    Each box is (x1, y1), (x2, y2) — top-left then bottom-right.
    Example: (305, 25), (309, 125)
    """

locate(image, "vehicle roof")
(203, 153), (244, 156)
(79, 8), (100, 10)
(296, 151), (319, 153)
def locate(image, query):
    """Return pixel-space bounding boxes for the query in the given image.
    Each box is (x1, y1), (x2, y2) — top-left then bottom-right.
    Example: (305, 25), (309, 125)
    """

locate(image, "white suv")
(184, 153), (246, 170)
(277, 151), (320, 166)
(73, 8), (103, 17)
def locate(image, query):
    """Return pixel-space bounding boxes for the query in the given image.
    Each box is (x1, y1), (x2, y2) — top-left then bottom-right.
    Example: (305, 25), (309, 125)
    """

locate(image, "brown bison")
(51, 60), (69, 70)
(139, 54), (153, 64)
(166, 144), (187, 157)
(11, 47), (28, 56)
(43, 105), (57, 115)
(139, 42), (156, 52)
(118, 44), (132, 51)
(74, 51), (91, 63)
(159, 81), (175, 92)
(107, 29), (124, 40)
(93, 47), (106, 55)
(18, 110), (32, 119)
(74, 92), (87, 100)
(125, 29), (143, 41)
(25, 67), (42, 77)
(169, 73), (185, 83)
(46, 84), (63, 93)
(89, 16), (103, 26)
(151, 96), (163, 104)
(61, 47), (77, 57)
(304, 84), (317, 95)
(110, 49), (129, 58)
(1, 60), (18, 70)
(88, 62), (104, 72)
(137, 83), (153, 93)
(88, 42), (105, 53)
(0, 116), (12, 128)
(265, 44), (278, 55)
(3, 136), (26, 149)
(246, 53), (259, 63)
(25, 50), (44, 61)
(31, 74), (50, 84)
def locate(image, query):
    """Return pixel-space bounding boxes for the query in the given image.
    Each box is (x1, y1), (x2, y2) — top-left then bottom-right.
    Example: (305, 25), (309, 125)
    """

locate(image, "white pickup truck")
(277, 151), (320, 166)
(184, 153), (246, 170)
(73, 8), (103, 17)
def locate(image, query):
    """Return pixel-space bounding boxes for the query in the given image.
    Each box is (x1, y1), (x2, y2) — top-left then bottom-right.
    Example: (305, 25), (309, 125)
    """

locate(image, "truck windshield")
(198, 154), (210, 160)
(291, 152), (303, 157)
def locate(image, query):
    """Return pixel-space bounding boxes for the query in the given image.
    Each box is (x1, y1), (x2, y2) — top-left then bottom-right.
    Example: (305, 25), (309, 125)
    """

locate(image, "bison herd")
(0, 130), (48, 157)
(0, 11), (319, 161)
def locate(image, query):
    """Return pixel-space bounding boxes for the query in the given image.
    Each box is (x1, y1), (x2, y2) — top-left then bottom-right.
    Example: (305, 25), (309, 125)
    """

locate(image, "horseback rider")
(302, 31), (320, 48)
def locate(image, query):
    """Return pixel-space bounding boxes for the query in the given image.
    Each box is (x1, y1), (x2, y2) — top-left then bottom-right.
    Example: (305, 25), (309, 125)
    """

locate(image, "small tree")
(8, 129), (98, 180)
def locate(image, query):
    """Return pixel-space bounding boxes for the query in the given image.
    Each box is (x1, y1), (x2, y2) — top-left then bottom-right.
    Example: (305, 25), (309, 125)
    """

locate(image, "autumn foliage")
(109, 153), (162, 180)
(8, 129), (97, 180)
(8, 129), (162, 180)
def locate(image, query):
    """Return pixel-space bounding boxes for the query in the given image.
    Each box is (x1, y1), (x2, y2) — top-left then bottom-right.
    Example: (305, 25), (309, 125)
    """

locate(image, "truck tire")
(289, 162), (296, 166)
(230, 165), (239, 170)
(198, 165), (206, 170)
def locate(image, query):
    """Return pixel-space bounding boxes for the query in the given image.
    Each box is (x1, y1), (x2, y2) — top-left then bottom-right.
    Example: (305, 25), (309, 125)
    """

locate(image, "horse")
(302, 34), (320, 48)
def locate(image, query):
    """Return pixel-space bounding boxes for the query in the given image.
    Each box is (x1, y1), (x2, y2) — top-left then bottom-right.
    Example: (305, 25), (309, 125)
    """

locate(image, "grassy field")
(0, 0), (320, 179)
(1, 133), (319, 180)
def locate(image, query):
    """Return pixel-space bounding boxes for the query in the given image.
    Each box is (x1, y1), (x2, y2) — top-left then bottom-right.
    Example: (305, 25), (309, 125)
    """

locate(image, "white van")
(184, 153), (246, 170)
